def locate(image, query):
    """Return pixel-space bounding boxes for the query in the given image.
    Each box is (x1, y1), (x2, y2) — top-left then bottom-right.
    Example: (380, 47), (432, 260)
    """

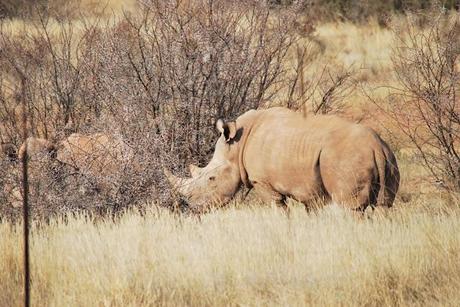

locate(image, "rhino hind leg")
(330, 180), (376, 212)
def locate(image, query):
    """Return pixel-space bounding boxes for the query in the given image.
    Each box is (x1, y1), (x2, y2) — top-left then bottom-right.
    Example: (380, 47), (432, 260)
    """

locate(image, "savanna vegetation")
(0, 0), (459, 306)
(2, 203), (460, 306)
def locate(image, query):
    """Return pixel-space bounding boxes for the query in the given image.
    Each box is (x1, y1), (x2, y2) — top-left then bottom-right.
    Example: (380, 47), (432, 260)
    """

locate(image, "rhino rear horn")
(189, 164), (202, 178)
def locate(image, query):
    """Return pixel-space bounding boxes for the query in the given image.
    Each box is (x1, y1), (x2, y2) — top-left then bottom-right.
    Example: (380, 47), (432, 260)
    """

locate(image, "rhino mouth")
(163, 156), (242, 213)
(176, 197), (192, 213)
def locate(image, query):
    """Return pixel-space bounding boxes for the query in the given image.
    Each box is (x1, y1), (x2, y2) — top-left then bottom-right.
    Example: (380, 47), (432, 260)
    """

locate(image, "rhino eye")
(208, 176), (216, 181)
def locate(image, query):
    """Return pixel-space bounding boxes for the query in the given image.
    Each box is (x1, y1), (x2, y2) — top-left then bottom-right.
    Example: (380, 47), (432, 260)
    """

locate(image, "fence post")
(21, 75), (30, 307)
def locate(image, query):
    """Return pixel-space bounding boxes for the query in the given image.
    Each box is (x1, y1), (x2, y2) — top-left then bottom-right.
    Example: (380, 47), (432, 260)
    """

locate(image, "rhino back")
(242, 108), (388, 204)
(57, 133), (128, 177)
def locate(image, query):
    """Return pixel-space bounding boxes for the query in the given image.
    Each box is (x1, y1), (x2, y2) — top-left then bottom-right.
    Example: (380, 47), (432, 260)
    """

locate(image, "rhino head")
(164, 119), (244, 213)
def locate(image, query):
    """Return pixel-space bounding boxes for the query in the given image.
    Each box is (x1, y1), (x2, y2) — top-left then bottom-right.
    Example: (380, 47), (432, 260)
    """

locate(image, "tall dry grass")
(1, 200), (460, 306)
(1, 4), (459, 306)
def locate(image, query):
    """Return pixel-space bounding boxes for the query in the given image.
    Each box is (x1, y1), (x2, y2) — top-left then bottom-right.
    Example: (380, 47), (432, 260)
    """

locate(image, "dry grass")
(1, 198), (460, 306)
(277, 18), (399, 120)
(79, 0), (138, 15)
(1, 4), (459, 305)
(0, 0), (137, 35)
(314, 20), (394, 77)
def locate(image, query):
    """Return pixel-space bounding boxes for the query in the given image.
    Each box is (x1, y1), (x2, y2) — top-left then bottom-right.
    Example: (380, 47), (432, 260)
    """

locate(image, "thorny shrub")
(0, 0), (298, 219)
(384, 11), (460, 191)
(273, 0), (459, 24)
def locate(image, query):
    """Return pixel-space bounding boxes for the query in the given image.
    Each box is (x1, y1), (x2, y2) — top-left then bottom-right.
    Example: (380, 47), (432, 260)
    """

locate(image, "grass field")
(1, 200), (460, 306)
(1, 1), (459, 305)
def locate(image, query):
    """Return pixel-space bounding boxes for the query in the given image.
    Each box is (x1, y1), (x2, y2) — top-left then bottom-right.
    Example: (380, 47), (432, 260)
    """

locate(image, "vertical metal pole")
(21, 76), (30, 307)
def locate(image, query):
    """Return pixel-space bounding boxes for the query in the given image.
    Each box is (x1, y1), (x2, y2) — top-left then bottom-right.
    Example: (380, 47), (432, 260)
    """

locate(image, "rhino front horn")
(163, 167), (189, 196)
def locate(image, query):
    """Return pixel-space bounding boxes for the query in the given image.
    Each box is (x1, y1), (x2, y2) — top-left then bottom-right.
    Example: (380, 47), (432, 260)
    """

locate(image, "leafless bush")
(0, 14), (103, 143)
(0, 0), (297, 218)
(275, 0), (459, 24)
(384, 11), (460, 191)
(286, 42), (355, 115)
(83, 0), (297, 204)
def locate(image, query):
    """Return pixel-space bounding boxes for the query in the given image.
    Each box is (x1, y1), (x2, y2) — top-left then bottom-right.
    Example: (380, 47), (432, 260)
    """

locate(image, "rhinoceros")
(18, 137), (57, 161)
(164, 107), (400, 213)
(57, 133), (132, 178)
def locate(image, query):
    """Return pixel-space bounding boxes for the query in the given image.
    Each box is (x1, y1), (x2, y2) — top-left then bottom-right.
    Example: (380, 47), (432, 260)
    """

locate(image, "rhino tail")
(374, 148), (387, 207)
(374, 146), (399, 208)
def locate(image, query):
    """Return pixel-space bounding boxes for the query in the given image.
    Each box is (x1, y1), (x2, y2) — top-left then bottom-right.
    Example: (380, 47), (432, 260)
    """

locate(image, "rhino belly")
(270, 167), (328, 203)
(245, 147), (327, 203)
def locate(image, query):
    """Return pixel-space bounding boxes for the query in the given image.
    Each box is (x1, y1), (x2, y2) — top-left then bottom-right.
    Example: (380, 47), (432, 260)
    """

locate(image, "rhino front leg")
(252, 181), (289, 214)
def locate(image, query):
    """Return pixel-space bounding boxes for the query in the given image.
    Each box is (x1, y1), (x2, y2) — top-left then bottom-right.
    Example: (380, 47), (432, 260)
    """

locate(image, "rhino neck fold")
(236, 112), (259, 189)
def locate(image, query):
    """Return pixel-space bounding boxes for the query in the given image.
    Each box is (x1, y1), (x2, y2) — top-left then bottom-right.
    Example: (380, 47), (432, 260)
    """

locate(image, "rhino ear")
(216, 119), (225, 134)
(216, 119), (236, 142)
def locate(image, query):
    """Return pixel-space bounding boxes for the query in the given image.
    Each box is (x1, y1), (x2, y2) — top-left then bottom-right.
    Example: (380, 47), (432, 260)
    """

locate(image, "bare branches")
(286, 40), (355, 116)
(313, 69), (355, 114)
(387, 11), (460, 190)
(0, 0), (297, 218)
